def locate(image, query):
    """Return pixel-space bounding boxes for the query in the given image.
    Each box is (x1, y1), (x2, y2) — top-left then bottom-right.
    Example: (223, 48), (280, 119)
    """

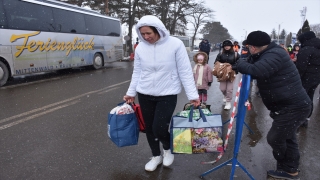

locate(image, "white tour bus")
(0, 0), (123, 86)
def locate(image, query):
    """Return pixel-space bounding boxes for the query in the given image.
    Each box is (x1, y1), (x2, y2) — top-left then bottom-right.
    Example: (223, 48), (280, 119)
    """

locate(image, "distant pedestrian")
(240, 40), (250, 58)
(199, 39), (211, 62)
(133, 41), (139, 51)
(214, 39), (239, 110)
(296, 31), (320, 127)
(289, 44), (300, 63)
(193, 52), (213, 105)
(235, 30), (312, 180)
(233, 41), (240, 52)
(280, 43), (289, 53)
(287, 44), (293, 53)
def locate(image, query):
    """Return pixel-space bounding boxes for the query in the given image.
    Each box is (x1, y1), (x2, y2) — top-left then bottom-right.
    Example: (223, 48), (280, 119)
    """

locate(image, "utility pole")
(278, 24), (280, 45)
(300, 7), (307, 29)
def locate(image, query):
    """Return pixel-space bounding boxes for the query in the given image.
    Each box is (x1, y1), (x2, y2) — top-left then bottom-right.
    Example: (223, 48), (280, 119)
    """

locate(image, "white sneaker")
(224, 102), (231, 110)
(145, 156), (162, 171)
(223, 97), (226, 103)
(163, 150), (174, 167)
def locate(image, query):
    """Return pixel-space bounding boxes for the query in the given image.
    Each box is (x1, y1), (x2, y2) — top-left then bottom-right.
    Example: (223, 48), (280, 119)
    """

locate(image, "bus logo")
(10, 31), (95, 57)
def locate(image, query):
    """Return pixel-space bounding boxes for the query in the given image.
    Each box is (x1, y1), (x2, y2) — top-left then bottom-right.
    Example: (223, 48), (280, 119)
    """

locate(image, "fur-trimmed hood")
(193, 52), (208, 64)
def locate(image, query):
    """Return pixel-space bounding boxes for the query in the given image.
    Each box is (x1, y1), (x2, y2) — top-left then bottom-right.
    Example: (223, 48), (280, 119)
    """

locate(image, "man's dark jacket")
(236, 42), (311, 112)
(296, 37), (320, 87)
(199, 41), (211, 52)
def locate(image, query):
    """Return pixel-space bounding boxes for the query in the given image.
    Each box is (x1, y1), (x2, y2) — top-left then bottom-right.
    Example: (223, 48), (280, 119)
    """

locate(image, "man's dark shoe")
(267, 170), (300, 180)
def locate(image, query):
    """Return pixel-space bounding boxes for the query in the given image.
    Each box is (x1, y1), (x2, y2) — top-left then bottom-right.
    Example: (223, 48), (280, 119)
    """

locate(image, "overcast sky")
(195, 0), (320, 42)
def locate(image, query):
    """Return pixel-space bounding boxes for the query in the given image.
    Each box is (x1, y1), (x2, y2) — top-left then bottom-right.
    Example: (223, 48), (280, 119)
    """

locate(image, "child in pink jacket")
(193, 52), (213, 104)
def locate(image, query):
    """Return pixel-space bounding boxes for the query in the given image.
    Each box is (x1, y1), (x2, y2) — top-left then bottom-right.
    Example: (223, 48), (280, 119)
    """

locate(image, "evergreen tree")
(285, 32), (292, 46)
(297, 19), (311, 37)
(270, 29), (277, 41)
(279, 29), (286, 39)
(200, 22), (231, 45)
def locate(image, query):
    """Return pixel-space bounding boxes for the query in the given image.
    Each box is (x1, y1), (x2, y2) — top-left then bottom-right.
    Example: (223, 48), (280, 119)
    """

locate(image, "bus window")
(52, 8), (86, 34)
(3, 0), (54, 31)
(85, 15), (103, 35)
(102, 18), (121, 37)
(0, 0), (6, 28)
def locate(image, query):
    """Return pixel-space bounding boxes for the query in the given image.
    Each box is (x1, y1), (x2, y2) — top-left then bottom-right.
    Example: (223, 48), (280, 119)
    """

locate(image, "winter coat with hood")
(235, 42), (311, 112)
(193, 52), (213, 90)
(296, 36), (320, 85)
(126, 15), (198, 100)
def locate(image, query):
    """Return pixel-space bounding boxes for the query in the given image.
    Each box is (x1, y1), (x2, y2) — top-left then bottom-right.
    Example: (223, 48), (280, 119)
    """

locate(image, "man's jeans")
(267, 106), (311, 173)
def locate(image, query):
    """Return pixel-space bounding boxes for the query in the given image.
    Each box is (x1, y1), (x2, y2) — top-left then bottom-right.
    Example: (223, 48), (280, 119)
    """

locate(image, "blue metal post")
(200, 74), (255, 180)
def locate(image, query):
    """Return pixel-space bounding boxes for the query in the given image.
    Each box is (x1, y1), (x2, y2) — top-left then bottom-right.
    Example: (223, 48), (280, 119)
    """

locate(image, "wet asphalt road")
(0, 51), (319, 180)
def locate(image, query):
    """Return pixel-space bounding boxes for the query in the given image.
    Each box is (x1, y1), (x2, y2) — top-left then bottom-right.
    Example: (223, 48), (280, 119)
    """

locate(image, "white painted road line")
(0, 80), (130, 130)
(97, 87), (119, 94)
(0, 77), (61, 89)
(0, 100), (80, 130)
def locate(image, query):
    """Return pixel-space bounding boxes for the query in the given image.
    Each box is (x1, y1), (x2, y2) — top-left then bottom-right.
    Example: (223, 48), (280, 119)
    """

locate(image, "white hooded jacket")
(126, 15), (198, 100)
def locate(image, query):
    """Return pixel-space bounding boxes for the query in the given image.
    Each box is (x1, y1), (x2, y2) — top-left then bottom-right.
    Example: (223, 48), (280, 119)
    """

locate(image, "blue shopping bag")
(108, 102), (140, 147)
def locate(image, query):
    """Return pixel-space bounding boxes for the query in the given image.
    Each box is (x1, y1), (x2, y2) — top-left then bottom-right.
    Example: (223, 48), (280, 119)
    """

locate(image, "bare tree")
(105, 0), (109, 15)
(188, 1), (214, 49)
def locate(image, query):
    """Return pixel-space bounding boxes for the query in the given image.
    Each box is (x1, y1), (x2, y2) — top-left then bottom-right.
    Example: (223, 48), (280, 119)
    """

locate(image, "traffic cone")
(130, 53), (134, 60)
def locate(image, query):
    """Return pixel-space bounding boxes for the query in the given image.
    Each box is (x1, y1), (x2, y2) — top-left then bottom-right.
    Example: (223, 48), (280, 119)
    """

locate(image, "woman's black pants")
(138, 93), (177, 156)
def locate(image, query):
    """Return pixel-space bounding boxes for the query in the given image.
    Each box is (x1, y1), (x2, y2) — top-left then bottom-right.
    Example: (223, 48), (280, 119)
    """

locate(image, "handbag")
(212, 52), (237, 82)
(170, 106), (223, 154)
(131, 102), (146, 133)
(108, 102), (140, 147)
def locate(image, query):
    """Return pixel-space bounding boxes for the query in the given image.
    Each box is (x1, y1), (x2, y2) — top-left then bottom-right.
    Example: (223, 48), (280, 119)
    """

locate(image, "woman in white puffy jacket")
(123, 15), (200, 172)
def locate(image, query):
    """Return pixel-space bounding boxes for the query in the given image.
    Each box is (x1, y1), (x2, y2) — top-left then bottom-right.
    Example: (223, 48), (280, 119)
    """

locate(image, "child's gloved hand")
(208, 82), (212, 86)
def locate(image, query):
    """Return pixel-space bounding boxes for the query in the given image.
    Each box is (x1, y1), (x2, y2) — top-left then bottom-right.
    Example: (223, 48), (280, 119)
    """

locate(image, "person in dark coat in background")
(235, 31), (312, 180)
(214, 39), (239, 110)
(296, 31), (320, 127)
(199, 39), (211, 61)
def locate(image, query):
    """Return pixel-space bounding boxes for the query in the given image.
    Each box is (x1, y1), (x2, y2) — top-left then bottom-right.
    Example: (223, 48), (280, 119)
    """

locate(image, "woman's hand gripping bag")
(108, 102), (140, 147)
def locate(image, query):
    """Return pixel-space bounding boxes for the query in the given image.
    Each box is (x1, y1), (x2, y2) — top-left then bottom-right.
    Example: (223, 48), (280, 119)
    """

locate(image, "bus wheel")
(93, 53), (103, 69)
(0, 61), (9, 86)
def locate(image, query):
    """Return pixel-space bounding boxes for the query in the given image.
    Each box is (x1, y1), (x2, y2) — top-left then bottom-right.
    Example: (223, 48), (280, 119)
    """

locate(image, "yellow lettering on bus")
(50, 41), (57, 51)
(10, 31), (41, 57)
(56, 42), (65, 51)
(65, 42), (72, 56)
(83, 42), (89, 50)
(28, 40), (37, 52)
(45, 38), (51, 51)
(10, 31), (95, 57)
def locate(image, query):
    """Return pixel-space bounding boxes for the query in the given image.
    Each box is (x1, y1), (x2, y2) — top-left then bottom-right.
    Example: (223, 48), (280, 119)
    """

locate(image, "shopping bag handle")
(189, 105), (207, 122)
(117, 101), (126, 106)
